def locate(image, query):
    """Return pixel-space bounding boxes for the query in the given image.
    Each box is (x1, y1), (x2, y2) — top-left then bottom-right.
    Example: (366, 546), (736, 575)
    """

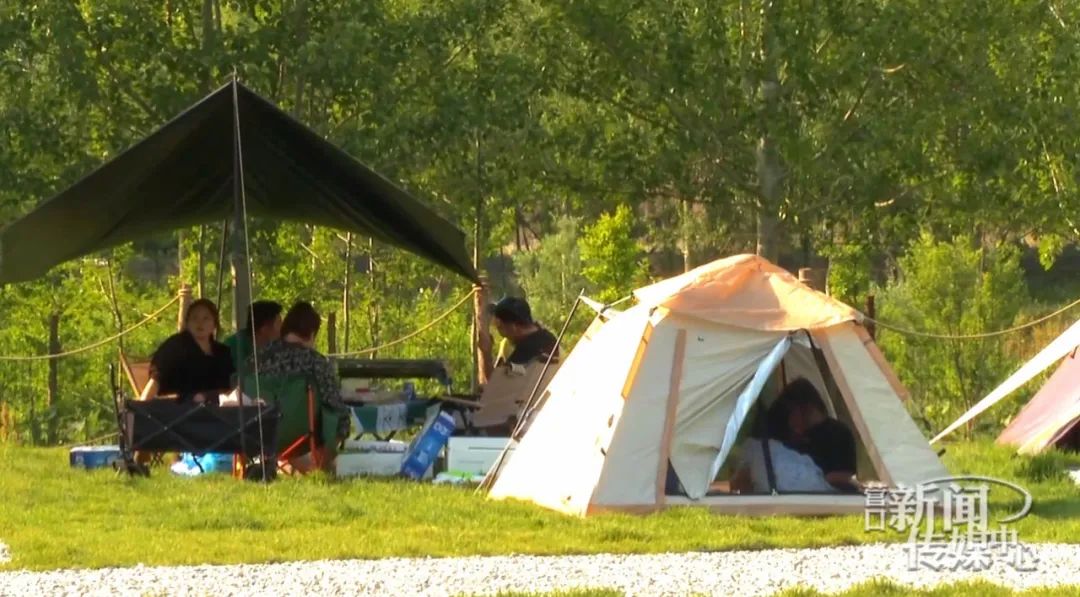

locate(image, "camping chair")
(118, 351), (167, 468)
(465, 359), (560, 435)
(241, 373), (341, 475)
(119, 350), (152, 397)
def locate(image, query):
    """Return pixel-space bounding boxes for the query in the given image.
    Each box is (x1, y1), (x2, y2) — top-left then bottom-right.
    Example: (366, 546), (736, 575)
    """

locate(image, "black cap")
(488, 296), (533, 325)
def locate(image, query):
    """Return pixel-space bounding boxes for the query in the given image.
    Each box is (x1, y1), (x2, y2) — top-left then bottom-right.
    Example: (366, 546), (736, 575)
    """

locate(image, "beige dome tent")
(487, 254), (947, 516)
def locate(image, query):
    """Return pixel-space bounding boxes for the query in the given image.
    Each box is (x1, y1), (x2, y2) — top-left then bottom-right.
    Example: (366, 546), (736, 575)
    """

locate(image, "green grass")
(0, 440), (1077, 571)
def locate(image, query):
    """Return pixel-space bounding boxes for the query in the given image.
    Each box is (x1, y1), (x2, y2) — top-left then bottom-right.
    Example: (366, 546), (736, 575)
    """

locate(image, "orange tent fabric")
(632, 254), (859, 331)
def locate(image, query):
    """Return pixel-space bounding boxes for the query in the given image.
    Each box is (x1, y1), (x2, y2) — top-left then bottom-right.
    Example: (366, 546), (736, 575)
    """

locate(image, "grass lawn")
(0, 440), (1077, 571)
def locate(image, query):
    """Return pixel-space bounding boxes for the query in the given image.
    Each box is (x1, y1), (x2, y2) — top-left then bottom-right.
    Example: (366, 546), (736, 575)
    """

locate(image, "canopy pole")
(230, 81), (252, 333)
(230, 75), (254, 478)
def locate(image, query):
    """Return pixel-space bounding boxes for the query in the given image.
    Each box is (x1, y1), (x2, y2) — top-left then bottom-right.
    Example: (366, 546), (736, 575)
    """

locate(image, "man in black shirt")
(779, 378), (862, 492)
(488, 297), (559, 366)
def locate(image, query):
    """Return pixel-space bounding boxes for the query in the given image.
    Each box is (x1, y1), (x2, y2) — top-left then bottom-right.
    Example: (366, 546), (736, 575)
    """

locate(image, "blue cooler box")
(400, 411), (455, 480)
(69, 446), (121, 470)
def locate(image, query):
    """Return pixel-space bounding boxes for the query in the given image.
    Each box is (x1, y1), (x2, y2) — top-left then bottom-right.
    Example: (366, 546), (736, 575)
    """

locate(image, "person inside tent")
(222, 300), (283, 376)
(781, 378), (862, 493)
(488, 296), (559, 367)
(255, 301), (350, 464)
(141, 299), (234, 403)
(730, 393), (836, 494)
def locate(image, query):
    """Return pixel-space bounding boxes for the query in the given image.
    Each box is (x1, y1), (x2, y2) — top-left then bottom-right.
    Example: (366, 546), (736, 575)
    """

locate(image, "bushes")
(876, 234), (1028, 435)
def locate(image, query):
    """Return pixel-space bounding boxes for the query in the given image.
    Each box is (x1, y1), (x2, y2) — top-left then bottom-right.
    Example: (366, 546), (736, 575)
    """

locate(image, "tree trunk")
(343, 233), (353, 353)
(680, 199), (693, 272)
(474, 276), (492, 389)
(178, 283), (194, 332)
(28, 361), (38, 446)
(755, 0), (784, 264)
(197, 224), (206, 297)
(0, 401), (11, 443)
(177, 230), (185, 285)
(327, 311), (337, 354)
(514, 205), (523, 252)
(201, 0), (218, 93)
(291, 0), (309, 117)
(46, 313), (60, 445)
(369, 238), (379, 359)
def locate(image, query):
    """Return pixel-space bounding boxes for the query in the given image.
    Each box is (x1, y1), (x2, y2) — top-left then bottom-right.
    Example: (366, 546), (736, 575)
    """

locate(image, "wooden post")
(0, 401), (11, 443)
(865, 294), (877, 341)
(797, 267), (826, 292)
(327, 311), (337, 355)
(178, 283), (193, 332)
(473, 275), (493, 391)
(343, 232), (353, 353)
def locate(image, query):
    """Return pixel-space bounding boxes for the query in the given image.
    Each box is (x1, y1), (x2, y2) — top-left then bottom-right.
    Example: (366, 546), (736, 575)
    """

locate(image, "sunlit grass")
(0, 440), (1076, 571)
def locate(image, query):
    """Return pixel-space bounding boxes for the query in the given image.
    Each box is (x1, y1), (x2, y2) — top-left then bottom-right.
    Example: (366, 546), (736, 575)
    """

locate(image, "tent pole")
(230, 144), (251, 329)
(230, 76), (254, 477)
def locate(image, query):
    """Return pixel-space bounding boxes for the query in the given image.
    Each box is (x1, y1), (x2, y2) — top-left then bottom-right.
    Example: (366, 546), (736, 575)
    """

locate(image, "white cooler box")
(446, 437), (516, 476)
(336, 440), (431, 479)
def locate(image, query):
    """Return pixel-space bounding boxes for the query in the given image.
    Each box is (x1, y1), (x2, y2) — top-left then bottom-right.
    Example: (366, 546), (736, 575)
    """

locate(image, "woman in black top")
(141, 299), (235, 403)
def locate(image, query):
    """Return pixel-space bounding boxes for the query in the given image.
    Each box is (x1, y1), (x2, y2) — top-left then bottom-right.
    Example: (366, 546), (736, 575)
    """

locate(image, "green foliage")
(1037, 234), (1068, 271)
(3, 0), (1080, 446)
(513, 216), (588, 329)
(823, 244), (872, 307)
(578, 205), (649, 304)
(877, 235), (1029, 434)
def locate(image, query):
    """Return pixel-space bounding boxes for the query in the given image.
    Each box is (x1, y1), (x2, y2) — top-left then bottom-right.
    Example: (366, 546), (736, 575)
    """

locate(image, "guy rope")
(859, 294), (1080, 341)
(0, 295), (180, 361)
(327, 287), (477, 358)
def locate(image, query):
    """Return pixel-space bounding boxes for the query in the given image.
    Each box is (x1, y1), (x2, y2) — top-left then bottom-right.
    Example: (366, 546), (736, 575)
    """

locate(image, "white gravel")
(0, 542), (1078, 596)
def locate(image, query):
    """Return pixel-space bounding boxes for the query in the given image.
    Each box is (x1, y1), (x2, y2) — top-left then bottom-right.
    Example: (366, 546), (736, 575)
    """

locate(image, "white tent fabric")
(709, 335), (792, 485)
(931, 318), (1080, 444)
(488, 306), (649, 515)
(666, 320), (787, 500)
(823, 324), (949, 486)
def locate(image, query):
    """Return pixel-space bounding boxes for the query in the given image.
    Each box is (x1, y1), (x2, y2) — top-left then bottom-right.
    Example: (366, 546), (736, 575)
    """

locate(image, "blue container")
(69, 446), (121, 470)
(400, 411), (454, 479)
(172, 452), (233, 476)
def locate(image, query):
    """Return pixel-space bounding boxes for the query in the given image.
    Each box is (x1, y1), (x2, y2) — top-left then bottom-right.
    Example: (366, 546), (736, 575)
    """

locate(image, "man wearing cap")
(489, 297), (559, 367)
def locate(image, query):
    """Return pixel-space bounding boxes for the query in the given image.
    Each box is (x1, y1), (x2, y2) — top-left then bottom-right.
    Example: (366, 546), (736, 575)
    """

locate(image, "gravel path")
(1, 543), (1078, 596)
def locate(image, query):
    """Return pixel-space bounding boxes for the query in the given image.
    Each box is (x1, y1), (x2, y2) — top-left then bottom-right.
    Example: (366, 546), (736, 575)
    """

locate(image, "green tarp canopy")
(0, 80), (477, 284)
